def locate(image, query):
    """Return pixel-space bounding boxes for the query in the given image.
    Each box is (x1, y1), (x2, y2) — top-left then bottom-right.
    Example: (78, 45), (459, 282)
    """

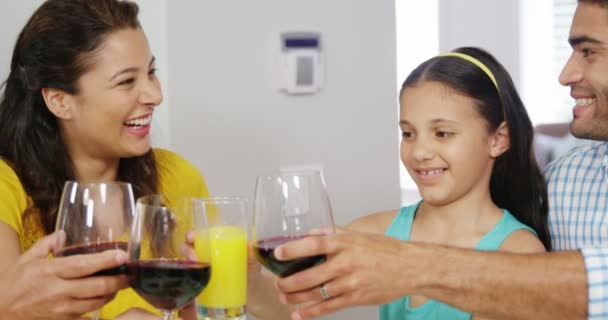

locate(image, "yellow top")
(0, 148), (210, 318)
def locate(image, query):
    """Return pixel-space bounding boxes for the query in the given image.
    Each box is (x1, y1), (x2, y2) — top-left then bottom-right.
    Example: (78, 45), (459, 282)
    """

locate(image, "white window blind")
(520, 0), (576, 124)
(553, 0), (577, 120)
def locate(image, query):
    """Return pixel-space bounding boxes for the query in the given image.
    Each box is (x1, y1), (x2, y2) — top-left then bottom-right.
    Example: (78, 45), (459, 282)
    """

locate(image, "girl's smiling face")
(399, 81), (501, 205)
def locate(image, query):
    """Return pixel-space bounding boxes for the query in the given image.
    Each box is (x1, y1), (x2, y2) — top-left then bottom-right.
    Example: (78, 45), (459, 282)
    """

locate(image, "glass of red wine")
(54, 181), (135, 320)
(127, 195), (211, 320)
(253, 169), (335, 278)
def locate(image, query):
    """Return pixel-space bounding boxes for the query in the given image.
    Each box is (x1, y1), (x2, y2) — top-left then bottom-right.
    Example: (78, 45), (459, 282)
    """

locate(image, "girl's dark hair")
(401, 47), (552, 250)
(0, 0), (158, 235)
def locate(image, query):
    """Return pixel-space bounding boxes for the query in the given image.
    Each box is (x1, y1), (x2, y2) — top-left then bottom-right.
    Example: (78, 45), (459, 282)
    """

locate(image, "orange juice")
(195, 225), (247, 308)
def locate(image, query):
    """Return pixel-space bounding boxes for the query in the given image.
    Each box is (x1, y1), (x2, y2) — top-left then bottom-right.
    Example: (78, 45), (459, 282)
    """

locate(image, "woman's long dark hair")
(401, 47), (552, 250)
(0, 0), (158, 235)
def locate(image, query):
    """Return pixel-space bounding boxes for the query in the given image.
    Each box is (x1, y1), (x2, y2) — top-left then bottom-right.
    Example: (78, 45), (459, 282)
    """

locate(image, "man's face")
(559, 2), (608, 140)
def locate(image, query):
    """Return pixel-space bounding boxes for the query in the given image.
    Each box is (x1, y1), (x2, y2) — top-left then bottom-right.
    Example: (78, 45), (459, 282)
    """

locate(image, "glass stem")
(90, 310), (100, 320)
(161, 310), (174, 320)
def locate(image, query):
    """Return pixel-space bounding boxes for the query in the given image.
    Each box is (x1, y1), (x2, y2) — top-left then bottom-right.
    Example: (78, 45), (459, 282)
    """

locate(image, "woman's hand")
(183, 231), (199, 261)
(0, 231), (129, 320)
(274, 228), (420, 320)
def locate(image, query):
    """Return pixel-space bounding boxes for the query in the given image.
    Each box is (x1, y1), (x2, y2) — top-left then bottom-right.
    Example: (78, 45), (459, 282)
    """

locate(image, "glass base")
(198, 306), (246, 320)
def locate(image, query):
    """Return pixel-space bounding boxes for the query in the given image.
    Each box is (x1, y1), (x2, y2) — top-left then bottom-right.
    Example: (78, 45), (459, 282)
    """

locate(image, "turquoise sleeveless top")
(379, 202), (536, 320)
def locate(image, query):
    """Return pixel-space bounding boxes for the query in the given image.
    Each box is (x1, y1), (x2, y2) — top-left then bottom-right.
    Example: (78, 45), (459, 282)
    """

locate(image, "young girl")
(273, 47), (551, 320)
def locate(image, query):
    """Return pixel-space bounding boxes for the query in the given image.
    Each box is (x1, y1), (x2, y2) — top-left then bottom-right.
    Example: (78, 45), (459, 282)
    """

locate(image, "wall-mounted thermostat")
(278, 31), (323, 95)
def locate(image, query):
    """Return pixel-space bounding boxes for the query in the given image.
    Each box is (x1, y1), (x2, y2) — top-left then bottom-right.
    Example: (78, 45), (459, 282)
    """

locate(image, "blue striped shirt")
(545, 141), (608, 319)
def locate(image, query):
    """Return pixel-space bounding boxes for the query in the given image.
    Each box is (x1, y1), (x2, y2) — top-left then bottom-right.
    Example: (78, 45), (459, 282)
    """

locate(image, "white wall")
(165, 2), (400, 222)
(165, 2), (400, 319)
(439, 0), (521, 88)
(137, 0), (171, 149)
(0, 1), (42, 80)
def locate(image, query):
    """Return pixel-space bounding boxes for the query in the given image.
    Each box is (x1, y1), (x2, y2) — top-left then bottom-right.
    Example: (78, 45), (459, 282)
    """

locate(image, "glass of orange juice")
(194, 197), (248, 320)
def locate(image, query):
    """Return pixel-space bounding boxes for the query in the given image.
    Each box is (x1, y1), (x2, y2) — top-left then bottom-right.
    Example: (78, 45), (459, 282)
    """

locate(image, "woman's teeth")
(124, 115), (152, 128)
(575, 98), (595, 106)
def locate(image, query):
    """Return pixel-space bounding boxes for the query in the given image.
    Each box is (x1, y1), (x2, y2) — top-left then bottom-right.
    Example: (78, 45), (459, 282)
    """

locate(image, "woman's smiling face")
(59, 28), (162, 159)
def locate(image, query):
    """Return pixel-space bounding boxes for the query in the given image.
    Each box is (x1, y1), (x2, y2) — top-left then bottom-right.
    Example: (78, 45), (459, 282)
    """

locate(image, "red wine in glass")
(254, 236), (326, 277)
(55, 181), (136, 320)
(55, 241), (128, 276)
(127, 259), (210, 310)
(128, 195), (212, 320)
(253, 170), (335, 278)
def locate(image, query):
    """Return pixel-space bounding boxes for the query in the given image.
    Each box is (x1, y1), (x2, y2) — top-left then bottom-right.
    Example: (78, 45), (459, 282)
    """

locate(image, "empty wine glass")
(252, 170), (335, 278)
(127, 195), (211, 320)
(54, 181), (135, 320)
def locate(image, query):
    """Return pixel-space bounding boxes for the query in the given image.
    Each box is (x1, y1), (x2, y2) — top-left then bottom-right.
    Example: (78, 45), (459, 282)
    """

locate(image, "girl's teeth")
(420, 169), (443, 176)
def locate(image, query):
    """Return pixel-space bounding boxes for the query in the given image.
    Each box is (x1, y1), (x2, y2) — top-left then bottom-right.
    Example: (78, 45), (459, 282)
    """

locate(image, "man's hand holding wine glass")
(273, 227), (424, 320)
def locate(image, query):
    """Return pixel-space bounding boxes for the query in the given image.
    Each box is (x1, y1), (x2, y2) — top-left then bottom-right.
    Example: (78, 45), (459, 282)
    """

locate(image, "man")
(273, 1), (608, 319)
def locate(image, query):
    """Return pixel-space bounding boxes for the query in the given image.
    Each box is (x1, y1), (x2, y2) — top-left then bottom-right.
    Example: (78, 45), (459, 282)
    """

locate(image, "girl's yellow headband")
(437, 52), (498, 90)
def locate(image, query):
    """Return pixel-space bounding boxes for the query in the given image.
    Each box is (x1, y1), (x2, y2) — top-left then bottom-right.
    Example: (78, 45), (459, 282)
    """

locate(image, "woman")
(0, 0), (264, 319)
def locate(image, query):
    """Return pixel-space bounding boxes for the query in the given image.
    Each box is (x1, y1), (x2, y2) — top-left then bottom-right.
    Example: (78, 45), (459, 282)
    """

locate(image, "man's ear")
(41, 88), (74, 120)
(490, 121), (510, 158)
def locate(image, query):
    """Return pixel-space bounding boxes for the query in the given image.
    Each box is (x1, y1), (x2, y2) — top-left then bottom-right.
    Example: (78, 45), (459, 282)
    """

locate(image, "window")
(520, 0), (576, 125)
(395, 0), (438, 205)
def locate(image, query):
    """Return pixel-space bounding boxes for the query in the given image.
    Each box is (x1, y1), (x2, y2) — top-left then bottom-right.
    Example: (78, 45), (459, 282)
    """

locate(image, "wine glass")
(54, 181), (135, 320)
(252, 170), (335, 278)
(127, 195), (211, 320)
